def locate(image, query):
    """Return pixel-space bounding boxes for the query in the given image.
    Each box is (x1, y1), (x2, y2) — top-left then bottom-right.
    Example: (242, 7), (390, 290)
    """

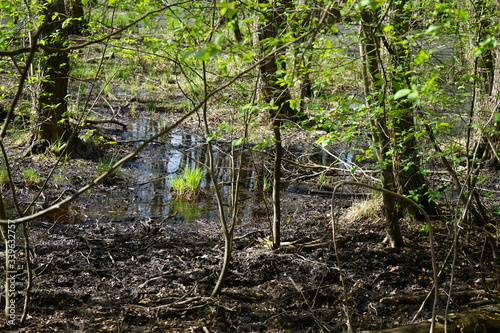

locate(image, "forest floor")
(0, 107), (498, 332)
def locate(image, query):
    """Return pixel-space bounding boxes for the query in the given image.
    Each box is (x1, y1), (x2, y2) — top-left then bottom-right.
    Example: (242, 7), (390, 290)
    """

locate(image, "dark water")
(81, 116), (264, 224)
(43, 115), (353, 225)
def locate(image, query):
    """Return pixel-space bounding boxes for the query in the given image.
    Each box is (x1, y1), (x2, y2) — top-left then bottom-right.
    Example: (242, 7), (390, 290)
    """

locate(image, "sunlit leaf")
(407, 91), (419, 101)
(358, 0), (385, 10)
(232, 138), (244, 146)
(426, 24), (441, 34)
(382, 25), (393, 32)
(394, 89), (411, 100)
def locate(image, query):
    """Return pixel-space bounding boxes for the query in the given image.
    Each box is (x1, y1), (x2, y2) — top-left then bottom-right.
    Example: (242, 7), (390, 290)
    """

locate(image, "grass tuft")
(170, 166), (204, 199)
(22, 167), (42, 186)
(97, 153), (122, 179)
(341, 196), (381, 222)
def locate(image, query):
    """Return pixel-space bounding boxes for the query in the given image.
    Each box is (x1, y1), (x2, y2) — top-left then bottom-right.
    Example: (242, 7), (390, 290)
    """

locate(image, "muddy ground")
(0, 110), (498, 333)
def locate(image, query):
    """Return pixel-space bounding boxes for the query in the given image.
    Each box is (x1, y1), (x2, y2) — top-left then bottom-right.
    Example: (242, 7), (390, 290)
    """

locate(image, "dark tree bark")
(28, 0), (71, 154)
(67, 0), (87, 35)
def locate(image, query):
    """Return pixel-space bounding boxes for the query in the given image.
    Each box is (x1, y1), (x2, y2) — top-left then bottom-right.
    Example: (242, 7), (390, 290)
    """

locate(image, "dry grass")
(341, 196), (382, 222)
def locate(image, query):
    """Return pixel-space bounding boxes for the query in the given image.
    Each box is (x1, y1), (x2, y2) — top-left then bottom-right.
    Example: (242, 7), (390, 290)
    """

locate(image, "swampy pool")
(73, 116), (272, 224)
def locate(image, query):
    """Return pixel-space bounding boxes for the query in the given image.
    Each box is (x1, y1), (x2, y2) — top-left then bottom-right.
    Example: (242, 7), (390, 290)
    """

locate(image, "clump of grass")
(341, 196), (381, 222)
(170, 166), (204, 199)
(0, 165), (9, 186)
(262, 173), (271, 192)
(22, 167), (41, 186)
(97, 153), (122, 179)
(50, 136), (67, 155)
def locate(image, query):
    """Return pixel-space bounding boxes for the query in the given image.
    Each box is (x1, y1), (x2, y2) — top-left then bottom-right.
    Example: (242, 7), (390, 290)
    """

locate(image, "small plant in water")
(170, 198), (202, 220)
(170, 174), (187, 196)
(170, 166), (204, 199)
(262, 173), (271, 192)
(97, 153), (122, 179)
(22, 167), (41, 186)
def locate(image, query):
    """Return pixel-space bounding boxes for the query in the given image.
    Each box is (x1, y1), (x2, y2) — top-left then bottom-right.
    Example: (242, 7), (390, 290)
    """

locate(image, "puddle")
(75, 116), (263, 224)
(50, 115), (356, 225)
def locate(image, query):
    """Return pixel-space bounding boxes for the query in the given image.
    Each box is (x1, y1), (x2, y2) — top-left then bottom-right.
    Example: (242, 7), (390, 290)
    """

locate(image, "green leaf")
(407, 91), (419, 101)
(394, 89), (411, 100)
(181, 50), (195, 61)
(435, 122), (450, 130)
(414, 49), (429, 65)
(494, 112), (500, 122)
(426, 24), (441, 34)
(195, 48), (210, 61)
(382, 25), (393, 33)
(358, 0), (385, 10)
(232, 138), (244, 146)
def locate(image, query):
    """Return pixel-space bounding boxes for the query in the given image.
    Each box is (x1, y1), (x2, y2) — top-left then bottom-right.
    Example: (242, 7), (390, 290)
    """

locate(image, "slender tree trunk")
(360, 9), (404, 247)
(257, 0), (294, 249)
(0, 191), (13, 320)
(271, 121), (282, 248)
(211, 230), (233, 296)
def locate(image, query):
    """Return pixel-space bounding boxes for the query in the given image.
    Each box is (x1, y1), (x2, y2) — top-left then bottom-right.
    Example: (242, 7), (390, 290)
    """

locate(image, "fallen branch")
(83, 118), (128, 129)
(360, 304), (500, 333)
(380, 289), (489, 305)
(280, 236), (351, 251)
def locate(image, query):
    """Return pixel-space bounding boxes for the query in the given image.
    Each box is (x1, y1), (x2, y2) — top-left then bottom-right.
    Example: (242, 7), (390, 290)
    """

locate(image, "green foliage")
(0, 165), (8, 185)
(419, 224), (430, 233)
(97, 154), (122, 178)
(170, 166), (204, 199)
(262, 173), (271, 192)
(22, 167), (41, 186)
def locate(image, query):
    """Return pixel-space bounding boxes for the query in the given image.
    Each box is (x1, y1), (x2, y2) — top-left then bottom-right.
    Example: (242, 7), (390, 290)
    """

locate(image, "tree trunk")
(67, 0), (87, 35)
(271, 121), (282, 248)
(29, 0), (70, 154)
(257, 0), (294, 249)
(388, 0), (438, 219)
(360, 9), (404, 247)
(359, 2), (439, 247)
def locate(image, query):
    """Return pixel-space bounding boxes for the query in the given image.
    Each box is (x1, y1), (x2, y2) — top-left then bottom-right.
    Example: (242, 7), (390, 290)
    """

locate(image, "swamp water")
(75, 116), (267, 225)
(44, 116), (353, 225)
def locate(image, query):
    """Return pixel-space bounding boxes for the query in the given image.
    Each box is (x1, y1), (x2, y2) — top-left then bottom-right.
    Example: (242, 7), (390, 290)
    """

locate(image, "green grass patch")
(97, 153), (122, 179)
(170, 166), (204, 199)
(22, 167), (41, 186)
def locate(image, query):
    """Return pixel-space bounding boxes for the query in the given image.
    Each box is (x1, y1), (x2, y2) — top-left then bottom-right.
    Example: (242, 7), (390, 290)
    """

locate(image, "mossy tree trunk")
(28, 0), (71, 154)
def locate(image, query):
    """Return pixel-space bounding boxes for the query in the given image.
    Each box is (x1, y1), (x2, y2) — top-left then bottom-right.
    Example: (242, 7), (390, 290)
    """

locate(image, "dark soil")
(0, 110), (498, 332)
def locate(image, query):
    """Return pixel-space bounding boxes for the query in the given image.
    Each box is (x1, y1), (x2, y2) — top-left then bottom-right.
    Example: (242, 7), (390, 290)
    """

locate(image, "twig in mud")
(233, 230), (261, 241)
(83, 118), (128, 129)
